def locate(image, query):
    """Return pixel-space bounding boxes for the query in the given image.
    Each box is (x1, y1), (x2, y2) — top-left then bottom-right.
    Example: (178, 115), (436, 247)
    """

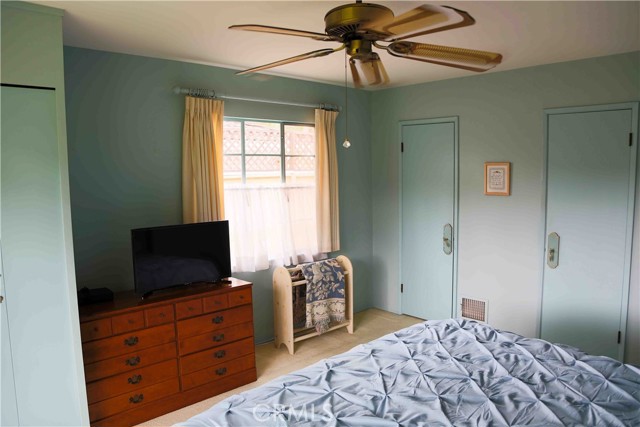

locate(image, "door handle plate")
(443, 224), (453, 255)
(547, 232), (560, 269)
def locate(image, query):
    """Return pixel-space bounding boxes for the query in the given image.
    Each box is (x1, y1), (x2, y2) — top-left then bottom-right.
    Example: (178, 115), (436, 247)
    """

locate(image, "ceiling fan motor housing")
(324, 2), (393, 39)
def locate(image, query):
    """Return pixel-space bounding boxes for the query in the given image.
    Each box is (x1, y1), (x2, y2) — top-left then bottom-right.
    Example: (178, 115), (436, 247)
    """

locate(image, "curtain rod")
(172, 86), (341, 112)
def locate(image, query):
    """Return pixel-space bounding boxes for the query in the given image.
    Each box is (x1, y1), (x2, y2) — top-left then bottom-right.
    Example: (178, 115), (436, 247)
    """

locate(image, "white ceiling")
(37, 1), (640, 89)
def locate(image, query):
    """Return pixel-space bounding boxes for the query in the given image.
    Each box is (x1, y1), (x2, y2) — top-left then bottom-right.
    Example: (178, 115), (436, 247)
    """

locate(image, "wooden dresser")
(78, 279), (256, 426)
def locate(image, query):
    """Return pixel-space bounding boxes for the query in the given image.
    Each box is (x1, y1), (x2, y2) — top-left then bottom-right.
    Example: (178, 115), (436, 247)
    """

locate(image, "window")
(222, 119), (318, 272)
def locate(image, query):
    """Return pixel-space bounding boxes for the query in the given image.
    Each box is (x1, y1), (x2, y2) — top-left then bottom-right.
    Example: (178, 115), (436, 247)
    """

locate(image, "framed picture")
(484, 162), (511, 196)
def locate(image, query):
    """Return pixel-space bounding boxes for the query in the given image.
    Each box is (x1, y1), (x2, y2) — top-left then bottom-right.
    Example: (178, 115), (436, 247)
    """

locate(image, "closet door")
(401, 118), (457, 320)
(1, 85), (86, 425)
(541, 103), (637, 360)
(0, 246), (18, 427)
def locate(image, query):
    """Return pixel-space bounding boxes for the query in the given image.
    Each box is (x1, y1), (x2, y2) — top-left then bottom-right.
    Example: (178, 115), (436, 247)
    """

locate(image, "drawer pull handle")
(129, 394), (144, 404)
(124, 336), (139, 346)
(125, 356), (141, 366)
(212, 315), (224, 324)
(128, 374), (142, 384)
(213, 333), (225, 342)
(214, 350), (226, 359)
(216, 367), (227, 376)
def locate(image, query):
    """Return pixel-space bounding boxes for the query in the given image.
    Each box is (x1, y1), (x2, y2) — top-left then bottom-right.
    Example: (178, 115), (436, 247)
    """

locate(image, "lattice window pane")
(246, 155), (281, 184)
(285, 156), (315, 185)
(223, 154), (242, 185)
(223, 120), (242, 154)
(285, 125), (315, 155)
(245, 121), (281, 155)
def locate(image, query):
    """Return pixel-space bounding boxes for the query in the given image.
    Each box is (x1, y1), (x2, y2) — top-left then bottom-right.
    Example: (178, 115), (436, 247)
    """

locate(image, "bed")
(178, 318), (640, 426)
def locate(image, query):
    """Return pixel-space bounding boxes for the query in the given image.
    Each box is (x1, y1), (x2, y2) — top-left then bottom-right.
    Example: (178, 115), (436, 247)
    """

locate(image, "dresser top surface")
(79, 278), (252, 321)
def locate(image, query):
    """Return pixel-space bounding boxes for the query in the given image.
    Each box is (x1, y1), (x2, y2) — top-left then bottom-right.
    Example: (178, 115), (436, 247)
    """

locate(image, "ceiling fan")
(229, 1), (503, 87)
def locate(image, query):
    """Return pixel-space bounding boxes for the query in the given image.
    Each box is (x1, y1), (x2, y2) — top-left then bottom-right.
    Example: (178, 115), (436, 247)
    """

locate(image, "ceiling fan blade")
(386, 41), (502, 72)
(236, 47), (342, 76)
(351, 53), (389, 86)
(369, 5), (475, 42)
(349, 59), (363, 89)
(229, 24), (338, 42)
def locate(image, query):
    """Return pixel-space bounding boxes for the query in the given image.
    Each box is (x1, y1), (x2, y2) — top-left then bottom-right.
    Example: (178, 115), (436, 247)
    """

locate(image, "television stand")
(78, 278), (255, 426)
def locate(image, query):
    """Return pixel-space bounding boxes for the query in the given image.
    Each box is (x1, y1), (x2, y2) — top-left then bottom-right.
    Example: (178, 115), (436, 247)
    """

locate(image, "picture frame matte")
(484, 162), (511, 196)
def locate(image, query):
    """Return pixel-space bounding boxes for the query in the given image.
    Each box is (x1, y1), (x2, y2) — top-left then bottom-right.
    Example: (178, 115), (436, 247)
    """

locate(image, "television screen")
(131, 221), (232, 298)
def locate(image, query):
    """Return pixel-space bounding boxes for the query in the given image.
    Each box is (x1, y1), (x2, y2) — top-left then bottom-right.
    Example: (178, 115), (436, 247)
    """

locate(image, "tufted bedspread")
(178, 319), (640, 426)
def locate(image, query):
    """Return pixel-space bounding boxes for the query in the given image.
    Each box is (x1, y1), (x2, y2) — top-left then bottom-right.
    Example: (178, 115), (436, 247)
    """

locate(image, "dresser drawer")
(88, 377), (179, 422)
(178, 321), (254, 356)
(82, 323), (175, 364)
(87, 359), (178, 404)
(180, 337), (254, 375)
(84, 342), (177, 383)
(203, 293), (228, 312)
(145, 304), (174, 326)
(181, 353), (255, 391)
(81, 318), (112, 342)
(112, 310), (145, 335)
(175, 298), (203, 319)
(228, 288), (252, 307)
(177, 305), (253, 339)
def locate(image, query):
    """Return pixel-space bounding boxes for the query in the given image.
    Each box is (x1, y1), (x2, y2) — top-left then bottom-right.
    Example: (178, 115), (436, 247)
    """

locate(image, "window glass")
(285, 156), (315, 185)
(222, 120), (315, 186)
(244, 121), (281, 155)
(223, 120), (242, 155)
(245, 155), (282, 185)
(222, 119), (318, 271)
(284, 124), (315, 155)
(223, 154), (242, 185)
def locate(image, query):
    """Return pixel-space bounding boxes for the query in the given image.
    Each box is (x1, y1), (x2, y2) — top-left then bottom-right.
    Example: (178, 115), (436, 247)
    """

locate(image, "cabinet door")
(1, 85), (86, 425)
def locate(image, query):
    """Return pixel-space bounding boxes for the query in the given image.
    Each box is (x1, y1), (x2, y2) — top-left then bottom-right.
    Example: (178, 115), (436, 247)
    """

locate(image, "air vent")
(461, 297), (488, 322)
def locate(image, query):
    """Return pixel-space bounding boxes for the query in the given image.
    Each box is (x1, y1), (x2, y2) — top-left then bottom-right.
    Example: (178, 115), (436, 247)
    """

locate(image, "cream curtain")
(182, 97), (225, 223)
(315, 109), (340, 252)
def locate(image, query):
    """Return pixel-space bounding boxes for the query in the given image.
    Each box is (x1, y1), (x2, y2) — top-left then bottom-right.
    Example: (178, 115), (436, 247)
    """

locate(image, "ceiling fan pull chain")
(343, 49), (351, 149)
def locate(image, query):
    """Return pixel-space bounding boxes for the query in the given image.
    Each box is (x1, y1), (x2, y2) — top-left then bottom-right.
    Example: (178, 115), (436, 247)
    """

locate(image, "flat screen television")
(131, 221), (232, 298)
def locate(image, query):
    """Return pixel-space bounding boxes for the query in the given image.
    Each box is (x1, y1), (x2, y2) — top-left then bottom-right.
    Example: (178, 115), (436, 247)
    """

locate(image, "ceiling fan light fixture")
(350, 53), (388, 86)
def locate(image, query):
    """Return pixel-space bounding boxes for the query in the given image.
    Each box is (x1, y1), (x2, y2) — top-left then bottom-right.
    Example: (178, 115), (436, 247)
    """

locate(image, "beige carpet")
(138, 308), (422, 426)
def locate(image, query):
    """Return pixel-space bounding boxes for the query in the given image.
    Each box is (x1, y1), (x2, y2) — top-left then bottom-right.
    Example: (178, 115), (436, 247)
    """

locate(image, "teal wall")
(63, 47), (372, 343)
(370, 52), (640, 364)
(64, 46), (640, 363)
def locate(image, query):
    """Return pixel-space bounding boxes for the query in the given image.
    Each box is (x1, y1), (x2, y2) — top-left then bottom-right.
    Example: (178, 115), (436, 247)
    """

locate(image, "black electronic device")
(131, 220), (232, 298)
(77, 287), (114, 306)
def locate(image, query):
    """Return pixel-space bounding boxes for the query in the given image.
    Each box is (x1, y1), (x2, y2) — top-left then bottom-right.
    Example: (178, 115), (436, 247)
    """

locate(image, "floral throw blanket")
(299, 258), (346, 334)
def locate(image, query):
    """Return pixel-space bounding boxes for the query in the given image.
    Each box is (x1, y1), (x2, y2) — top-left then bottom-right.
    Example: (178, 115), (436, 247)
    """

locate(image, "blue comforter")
(179, 319), (640, 426)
